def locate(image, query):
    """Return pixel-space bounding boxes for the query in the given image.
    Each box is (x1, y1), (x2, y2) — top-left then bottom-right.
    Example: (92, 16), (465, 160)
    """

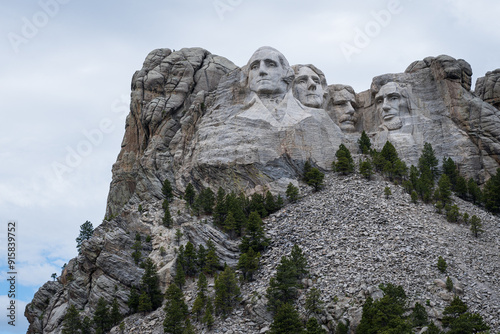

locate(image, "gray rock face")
(355, 55), (500, 182)
(27, 47), (500, 333)
(476, 69), (500, 110)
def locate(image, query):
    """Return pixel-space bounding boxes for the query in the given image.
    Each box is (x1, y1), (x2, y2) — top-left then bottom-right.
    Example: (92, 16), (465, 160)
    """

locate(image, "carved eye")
(390, 96), (399, 101)
(376, 98), (383, 104)
(313, 78), (320, 84)
(250, 63), (259, 70)
(299, 79), (306, 84)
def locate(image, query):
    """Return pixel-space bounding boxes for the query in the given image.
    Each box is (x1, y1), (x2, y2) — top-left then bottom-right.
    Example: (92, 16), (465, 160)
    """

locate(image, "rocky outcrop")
(476, 69), (500, 110)
(25, 197), (240, 334)
(353, 55), (500, 183)
(27, 47), (500, 333)
(106, 48), (238, 217)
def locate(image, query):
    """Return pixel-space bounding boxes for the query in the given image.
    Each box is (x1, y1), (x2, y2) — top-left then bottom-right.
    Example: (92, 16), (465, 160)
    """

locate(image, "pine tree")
(76, 220), (94, 253)
(183, 241), (198, 276)
(140, 258), (163, 310)
(411, 302), (428, 327)
(384, 186), (392, 199)
(467, 177), (482, 204)
(162, 178), (174, 201)
(269, 303), (305, 334)
(202, 298), (215, 329)
(223, 211), (238, 239)
(442, 157), (458, 189)
(305, 317), (326, 334)
(445, 204), (460, 223)
(437, 256), (447, 273)
(286, 183), (299, 203)
(240, 211), (269, 253)
(197, 244), (207, 272)
(192, 273), (208, 320)
(381, 141), (399, 164)
(225, 192), (247, 236)
(80, 316), (92, 334)
(437, 174), (452, 205)
(267, 256), (301, 313)
(418, 142), (439, 181)
(358, 130), (372, 154)
(110, 298), (122, 327)
(131, 239), (142, 265)
(455, 175), (468, 199)
(175, 228), (183, 245)
(356, 283), (411, 334)
(290, 244), (308, 279)
(334, 143), (354, 174)
(305, 287), (323, 317)
(204, 239), (221, 275)
(446, 276), (454, 292)
(184, 183), (196, 206)
(62, 304), (81, 334)
(305, 168), (325, 192)
(163, 283), (189, 334)
(214, 265), (240, 317)
(138, 291), (153, 313)
(93, 297), (112, 334)
(425, 322), (443, 334)
(411, 190), (418, 204)
(163, 199), (173, 228)
(265, 191), (278, 214)
(199, 187), (215, 214)
(174, 261), (186, 289)
(441, 296), (490, 333)
(359, 159), (373, 180)
(127, 286), (140, 313)
(470, 215), (483, 238)
(213, 187), (227, 225)
(483, 169), (500, 213)
(238, 247), (261, 281)
(276, 194), (284, 209)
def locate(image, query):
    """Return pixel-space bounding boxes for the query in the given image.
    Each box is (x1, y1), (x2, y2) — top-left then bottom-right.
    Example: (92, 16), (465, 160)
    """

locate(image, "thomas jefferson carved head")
(246, 46), (294, 96)
(331, 85), (358, 132)
(374, 82), (410, 131)
(292, 64), (327, 108)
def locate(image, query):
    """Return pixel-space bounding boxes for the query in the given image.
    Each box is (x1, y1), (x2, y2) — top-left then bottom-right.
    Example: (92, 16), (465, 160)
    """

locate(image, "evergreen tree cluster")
(174, 239), (221, 288)
(62, 297), (123, 334)
(212, 187), (283, 237)
(238, 211), (269, 281)
(303, 161), (325, 192)
(266, 245), (326, 333)
(127, 258), (163, 315)
(356, 283), (490, 334)
(332, 144), (355, 175)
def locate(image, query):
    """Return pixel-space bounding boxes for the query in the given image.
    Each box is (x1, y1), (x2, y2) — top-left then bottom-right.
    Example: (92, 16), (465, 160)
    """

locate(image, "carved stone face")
(293, 67), (325, 108)
(333, 89), (357, 132)
(248, 49), (288, 95)
(375, 82), (404, 130)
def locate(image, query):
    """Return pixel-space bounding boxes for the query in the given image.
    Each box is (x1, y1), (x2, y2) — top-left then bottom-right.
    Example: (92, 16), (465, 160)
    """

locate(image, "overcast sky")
(1, 0), (499, 332)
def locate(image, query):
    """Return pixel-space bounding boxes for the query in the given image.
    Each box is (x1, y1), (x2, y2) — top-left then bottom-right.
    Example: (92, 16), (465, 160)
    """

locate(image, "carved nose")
(382, 100), (391, 111)
(308, 78), (317, 90)
(346, 103), (355, 115)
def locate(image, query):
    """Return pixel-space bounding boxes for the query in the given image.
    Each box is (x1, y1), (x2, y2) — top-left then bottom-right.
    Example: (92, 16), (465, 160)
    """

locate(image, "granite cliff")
(26, 47), (500, 333)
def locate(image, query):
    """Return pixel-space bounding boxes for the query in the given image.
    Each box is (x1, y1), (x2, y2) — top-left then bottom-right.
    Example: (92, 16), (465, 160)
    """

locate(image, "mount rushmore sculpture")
(105, 46), (500, 217)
